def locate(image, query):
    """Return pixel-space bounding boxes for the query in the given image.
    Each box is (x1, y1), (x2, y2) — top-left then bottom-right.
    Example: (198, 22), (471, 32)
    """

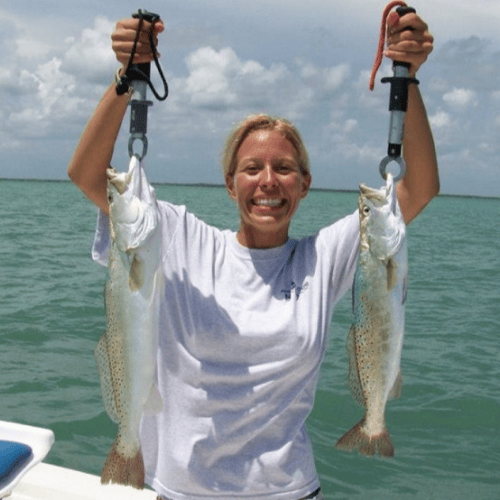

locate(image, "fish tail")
(335, 418), (395, 458)
(101, 440), (145, 489)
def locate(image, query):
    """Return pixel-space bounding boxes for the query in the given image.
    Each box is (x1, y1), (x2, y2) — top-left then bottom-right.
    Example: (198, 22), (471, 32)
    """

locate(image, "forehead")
(237, 130), (298, 161)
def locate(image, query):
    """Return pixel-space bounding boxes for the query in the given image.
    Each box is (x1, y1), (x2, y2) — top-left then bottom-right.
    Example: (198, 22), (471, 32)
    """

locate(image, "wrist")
(114, 67), (134, 97)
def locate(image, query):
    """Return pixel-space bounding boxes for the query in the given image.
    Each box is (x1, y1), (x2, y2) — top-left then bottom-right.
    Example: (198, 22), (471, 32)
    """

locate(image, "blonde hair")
(222, 114), (310, 179)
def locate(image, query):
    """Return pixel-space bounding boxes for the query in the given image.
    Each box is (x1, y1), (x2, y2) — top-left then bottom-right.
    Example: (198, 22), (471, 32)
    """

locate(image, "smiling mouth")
(252, 198), (286, 208)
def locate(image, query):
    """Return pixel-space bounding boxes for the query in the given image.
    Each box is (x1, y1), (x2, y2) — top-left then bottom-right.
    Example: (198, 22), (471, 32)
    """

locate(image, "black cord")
(145, 15), (168, 101)
(116, 10), (168, 101)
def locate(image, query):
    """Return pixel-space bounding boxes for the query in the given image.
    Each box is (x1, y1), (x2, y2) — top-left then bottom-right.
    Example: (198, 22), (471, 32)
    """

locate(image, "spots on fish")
(348, 290), (395, 406)
(339, 176), (405, 459)
(95, 277), (130, 423)
(347, 325), (366, 407)
(99, 158), (162, 487)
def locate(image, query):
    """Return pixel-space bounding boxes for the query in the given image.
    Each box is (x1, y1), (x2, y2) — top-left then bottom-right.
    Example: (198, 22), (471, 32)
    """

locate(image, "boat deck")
(9, 462), (157, 500)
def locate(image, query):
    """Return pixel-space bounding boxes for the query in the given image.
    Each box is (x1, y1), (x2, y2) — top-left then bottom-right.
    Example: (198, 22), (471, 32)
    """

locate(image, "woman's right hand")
(111, 17), (164, 67)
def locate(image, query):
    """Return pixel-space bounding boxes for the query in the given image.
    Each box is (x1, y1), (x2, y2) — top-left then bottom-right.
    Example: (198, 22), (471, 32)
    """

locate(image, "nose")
(260, 165), (278, 188)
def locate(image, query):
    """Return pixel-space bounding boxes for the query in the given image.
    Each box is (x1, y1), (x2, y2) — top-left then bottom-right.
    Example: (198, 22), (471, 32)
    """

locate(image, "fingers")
(385, 13), (434, 76)
(112, 18), (164, 66)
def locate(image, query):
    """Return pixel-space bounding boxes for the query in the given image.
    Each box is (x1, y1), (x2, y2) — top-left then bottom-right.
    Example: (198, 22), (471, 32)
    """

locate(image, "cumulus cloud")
(62, 16), (116, 83)
(1, 5), (500, 195)
(430, 110), (452, 129)
(0, 17), (116, 148)
(9, 58), (86, 133)
(295, 59), (350, 92)
(442, 88), (478, 109)
(166, 46), (351, 123)
(437, 36), (485, 64)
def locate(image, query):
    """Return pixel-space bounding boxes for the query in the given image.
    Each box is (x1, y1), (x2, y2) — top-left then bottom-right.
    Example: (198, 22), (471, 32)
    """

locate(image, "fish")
(94, 155), (163, 488)
(335, 173), (407, 458)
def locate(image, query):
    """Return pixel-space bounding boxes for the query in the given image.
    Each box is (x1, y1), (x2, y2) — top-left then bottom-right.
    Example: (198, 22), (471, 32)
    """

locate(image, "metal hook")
(379, 155), (406, 182)
(128, 135), (148, 161)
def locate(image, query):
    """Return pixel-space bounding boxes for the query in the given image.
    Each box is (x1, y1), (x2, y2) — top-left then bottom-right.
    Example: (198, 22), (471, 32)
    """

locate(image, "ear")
(225, 174), (237, 201)
(300, 172), (312, 199)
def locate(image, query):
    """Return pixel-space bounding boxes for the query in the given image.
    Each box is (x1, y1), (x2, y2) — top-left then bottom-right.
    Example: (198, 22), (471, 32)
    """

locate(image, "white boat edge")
(0, 420), (157, 500)
(9, 462), (157, 500)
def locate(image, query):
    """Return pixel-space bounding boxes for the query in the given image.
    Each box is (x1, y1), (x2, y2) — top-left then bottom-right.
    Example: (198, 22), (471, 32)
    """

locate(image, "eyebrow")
(238, 155), (298, 164)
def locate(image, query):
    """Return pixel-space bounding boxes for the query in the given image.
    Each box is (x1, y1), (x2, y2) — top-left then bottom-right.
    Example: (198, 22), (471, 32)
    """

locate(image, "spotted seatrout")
(335, 173), (407, 457)
(95, 155), (163, 487)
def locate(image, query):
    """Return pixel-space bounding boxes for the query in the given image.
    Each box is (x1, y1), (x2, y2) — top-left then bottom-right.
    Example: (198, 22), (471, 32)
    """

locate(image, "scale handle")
(393, 6), (416, 70)
(128, 9), (161, 82)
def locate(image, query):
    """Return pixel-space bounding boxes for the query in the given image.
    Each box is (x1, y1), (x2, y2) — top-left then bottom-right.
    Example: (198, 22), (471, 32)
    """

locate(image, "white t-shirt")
(92, 201), (359, 500)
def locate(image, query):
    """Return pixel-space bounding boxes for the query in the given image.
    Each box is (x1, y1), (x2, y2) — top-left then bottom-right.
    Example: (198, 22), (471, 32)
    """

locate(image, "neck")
(236, 227), (289, 249)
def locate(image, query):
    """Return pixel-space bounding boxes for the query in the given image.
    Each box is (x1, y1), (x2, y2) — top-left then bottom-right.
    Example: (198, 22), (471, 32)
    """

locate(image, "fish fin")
(388, 370), (403, 400)
(143, 384), (163, 416)
(346, 325), (366, 407)
(335, 418), (395, 458)
(386, 258), (397, 290)
(101, 440), (145, 489)
(94, 333), (120, 424)
(129, 255), (144, 292)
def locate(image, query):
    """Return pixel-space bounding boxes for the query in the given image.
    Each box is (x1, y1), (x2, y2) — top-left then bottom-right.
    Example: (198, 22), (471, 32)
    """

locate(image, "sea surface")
(1, 179), (499, 499)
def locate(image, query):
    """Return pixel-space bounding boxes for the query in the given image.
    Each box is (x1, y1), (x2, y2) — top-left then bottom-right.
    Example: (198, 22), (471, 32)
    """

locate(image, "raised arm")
(68, 18), (164, 214)
(384, 11), (439, 224)
(399, 84), (439, 224)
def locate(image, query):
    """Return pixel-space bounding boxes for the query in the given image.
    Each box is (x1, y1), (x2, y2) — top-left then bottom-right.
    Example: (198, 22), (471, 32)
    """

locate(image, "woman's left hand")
(385, 11), (434, 77)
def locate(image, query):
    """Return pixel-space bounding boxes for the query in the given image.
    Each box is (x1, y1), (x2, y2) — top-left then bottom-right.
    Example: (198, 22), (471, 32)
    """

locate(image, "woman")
(68, 11), (438, 500)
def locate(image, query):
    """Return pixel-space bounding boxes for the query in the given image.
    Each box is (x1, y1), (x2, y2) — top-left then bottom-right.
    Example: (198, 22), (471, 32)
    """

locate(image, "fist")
(385, 11), (434, 77)
(111, 18), (164, 67)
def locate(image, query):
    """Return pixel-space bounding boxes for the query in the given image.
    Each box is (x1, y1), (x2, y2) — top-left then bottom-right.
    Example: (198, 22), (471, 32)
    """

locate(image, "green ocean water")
(1, 179), (499, 499)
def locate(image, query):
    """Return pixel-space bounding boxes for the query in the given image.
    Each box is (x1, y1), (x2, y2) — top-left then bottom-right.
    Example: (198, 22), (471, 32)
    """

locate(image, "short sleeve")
(317, 210), (360, 304)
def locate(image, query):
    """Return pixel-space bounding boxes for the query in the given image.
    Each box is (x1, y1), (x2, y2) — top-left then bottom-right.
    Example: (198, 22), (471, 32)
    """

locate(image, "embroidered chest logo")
(281, 281), (309, 300)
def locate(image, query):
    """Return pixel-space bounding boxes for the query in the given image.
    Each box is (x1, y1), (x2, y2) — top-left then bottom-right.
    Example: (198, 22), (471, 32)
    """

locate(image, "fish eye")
(362, 205), (370, 215)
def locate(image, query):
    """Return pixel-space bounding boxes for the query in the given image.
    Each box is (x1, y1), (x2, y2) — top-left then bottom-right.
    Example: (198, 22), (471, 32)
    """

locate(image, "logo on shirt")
(281, 281), (309, 300)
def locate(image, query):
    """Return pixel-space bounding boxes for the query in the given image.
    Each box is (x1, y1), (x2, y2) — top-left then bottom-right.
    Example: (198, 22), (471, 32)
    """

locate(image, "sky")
(1, 0), (499, 197)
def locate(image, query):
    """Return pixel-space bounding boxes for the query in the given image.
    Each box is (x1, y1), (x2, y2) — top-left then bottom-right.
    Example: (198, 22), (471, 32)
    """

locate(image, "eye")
(362, 205), (370, 215)
(276, 165), (291, 173)
(242, 162), (260, 175)
(275, 162), (297, 174)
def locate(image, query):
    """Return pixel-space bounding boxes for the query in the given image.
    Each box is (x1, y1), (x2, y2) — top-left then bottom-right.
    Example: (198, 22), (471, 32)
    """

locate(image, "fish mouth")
(359, 184), (386, 204)
(107, 168), (132, 195)
(359, 174), (397, 214)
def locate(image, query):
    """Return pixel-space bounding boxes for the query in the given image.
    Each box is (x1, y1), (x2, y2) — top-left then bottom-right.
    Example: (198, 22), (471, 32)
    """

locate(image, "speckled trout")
(95, 155), (163, 487)
(335, 173), (407, 457)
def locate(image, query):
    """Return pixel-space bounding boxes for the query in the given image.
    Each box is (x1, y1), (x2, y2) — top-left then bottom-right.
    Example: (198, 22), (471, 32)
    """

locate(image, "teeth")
(254, 199), (282, 207)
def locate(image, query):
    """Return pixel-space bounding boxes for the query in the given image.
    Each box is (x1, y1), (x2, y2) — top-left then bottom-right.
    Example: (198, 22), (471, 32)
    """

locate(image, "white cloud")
(430, 110), (452, 129)
(183, 47), (240, 108)
(442, 88), (478, 109)
(62, 16), (116, 83)
(0, 17), (114, 147)
(0, 3), (499, 195)
(170, 46), (349, 119)
(295, 59), (350, 92)
(344, 119), (357, 134)
(6, 58), (86, 139)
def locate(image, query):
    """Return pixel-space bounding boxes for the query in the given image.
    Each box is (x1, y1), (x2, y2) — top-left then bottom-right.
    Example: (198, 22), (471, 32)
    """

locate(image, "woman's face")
(226, 129), (311, 249)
